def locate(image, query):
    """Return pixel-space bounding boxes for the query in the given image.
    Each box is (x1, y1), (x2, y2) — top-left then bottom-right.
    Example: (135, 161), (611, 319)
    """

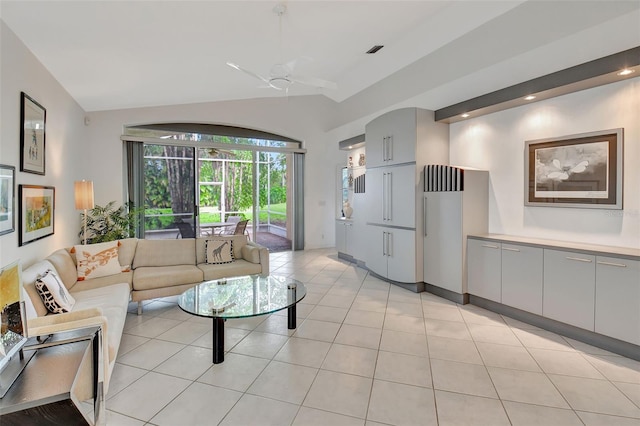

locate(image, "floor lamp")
(75, 180), (94, 245)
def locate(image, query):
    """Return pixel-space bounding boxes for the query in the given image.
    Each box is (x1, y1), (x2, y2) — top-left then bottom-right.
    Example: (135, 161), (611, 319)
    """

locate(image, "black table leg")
(212, 317), (225, 364)
(288, 304), (296, 329)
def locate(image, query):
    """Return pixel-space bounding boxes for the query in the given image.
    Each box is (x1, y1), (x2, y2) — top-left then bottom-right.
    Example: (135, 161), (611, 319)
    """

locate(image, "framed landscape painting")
(0, 165), (15, 236)
(525, 129), (623, 209)
(20, 92), (46, 175)
(19, 185), (55, 246)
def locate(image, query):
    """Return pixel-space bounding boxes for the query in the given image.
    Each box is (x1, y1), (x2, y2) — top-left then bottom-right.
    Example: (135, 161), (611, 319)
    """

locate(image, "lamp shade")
(74, 180), (94, 210)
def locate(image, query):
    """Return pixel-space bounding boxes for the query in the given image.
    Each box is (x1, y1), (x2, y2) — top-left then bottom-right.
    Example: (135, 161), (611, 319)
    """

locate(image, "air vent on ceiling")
(366, 45), (384, 54)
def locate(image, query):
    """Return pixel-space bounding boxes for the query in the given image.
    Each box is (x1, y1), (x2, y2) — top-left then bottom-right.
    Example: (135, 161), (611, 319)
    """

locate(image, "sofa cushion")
(206, 239), (234, 264)
(197, 259), (262, 281)
(242, 244), (261, 264)
(196, 235), (248, 264)
(71, 283), (130, 362)
(74, 241), (122, 281)
(70, 271), (133, 293)
(35, 269), (76, 314)
(133, 239), (196, 268)
(133, 265), (203, 291)
(47, 249), (79, 290)
(117, 238), (138, 270)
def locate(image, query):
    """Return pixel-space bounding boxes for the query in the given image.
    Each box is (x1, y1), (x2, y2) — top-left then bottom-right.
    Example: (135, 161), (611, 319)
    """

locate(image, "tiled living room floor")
(91, 249), (640, 425)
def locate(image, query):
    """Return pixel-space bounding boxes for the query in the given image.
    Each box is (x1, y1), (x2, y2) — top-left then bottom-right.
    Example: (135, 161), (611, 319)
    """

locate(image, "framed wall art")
(0, 165), (15, 236)
(525, 128), (623, 209)
(20, 92), (46, 175)
(19, 185), (55, 246)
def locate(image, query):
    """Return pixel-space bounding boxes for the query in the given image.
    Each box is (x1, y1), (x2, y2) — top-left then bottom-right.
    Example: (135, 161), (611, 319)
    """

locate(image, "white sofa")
(21, 234), (269, 398)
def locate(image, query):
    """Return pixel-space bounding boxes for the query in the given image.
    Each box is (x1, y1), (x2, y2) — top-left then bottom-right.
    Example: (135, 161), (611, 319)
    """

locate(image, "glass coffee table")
(178, 275), (306, 364)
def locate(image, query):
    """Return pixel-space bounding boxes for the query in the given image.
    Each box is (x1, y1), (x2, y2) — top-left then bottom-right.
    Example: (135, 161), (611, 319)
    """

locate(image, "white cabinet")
(335, 220), (347, 254)
(366, 227), (416, 282)
(595, 256), (640, 345)
(423, 168), (489, 296)
(365, 108), (417, 167)
(335, 220), (355, 256)
(363, 107), (449, 285)
(467, 238), (502, 302)
(366, 164), (415, 228)
(501, 244), (543, 315)
(466, 235), (640, 347)
(424, 192), (463, 293)
(543, 249), (595, 331)
(387, 228), (417, 283)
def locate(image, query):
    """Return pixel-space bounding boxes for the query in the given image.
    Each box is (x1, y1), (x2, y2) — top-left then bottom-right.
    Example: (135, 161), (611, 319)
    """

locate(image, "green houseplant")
(79, 201), (141, 244)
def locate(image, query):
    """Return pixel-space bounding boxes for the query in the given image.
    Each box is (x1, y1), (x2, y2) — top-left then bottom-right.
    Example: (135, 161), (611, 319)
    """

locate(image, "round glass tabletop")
(178, 275), (306, 319)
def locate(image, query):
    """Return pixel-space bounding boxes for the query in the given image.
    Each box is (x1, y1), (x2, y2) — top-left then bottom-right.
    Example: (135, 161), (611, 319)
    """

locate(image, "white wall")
(450, 79), (639, 248)
(0, 21), (88, 268)
(86, 95), (338, 249)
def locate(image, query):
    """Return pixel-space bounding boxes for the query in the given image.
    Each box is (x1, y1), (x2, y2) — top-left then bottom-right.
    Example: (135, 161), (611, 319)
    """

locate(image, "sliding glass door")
(127, 124), (303, 250)
(143, 144), (196, 239)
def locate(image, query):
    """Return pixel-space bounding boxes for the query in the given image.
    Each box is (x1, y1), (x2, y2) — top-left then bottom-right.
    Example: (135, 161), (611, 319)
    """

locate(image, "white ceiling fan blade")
(285, 56), (312, 72)
(226, 62), (269, 84)
(291, 75), (337, 90)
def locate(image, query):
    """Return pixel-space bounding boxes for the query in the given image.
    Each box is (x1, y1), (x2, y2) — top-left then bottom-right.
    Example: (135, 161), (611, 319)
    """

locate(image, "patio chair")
(217, 215), (242, 235)
(174, 221), (195, 239)
(233, 220), (250, 239)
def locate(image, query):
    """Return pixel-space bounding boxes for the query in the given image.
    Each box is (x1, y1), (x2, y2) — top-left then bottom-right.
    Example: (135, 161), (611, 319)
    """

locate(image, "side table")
(0, 327), (104, 425)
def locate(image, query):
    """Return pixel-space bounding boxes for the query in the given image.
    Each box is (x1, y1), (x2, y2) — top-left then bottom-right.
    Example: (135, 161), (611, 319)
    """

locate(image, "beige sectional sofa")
(20, 234), (269, 398)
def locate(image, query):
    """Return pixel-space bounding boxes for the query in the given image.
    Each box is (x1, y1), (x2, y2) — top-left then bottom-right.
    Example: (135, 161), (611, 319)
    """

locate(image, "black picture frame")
(19, 185), (55, 246)
(0, 164), (16, 236)
(20, 92), (46, 175)
(524, 128), (623, 209)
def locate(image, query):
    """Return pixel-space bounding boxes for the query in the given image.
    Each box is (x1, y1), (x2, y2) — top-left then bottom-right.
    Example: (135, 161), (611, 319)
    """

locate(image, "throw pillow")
(206, 239), (234, 264)
(35, 269), (76, 314)
(74, 241), (122, 281)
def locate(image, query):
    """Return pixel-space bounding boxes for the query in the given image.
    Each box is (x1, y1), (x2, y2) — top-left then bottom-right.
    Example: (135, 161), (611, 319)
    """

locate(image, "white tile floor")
(91, 249), (640, 425)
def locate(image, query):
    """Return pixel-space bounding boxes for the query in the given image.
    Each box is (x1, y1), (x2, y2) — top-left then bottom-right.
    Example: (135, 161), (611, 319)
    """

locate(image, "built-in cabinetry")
(366, 164), (415, 228)
(501, 243), (543, 315)
(543, 249), (596, 331)
(423, 166), (488, 301)
(595, 256), (640, 345)
(364, 108), (449, 286)
(366, 108), (418, 168)
(467, 235), (640, 348)
(335, 219), (354, 256)
(365, 227), (416, 283)
(466, 239), (501, 302)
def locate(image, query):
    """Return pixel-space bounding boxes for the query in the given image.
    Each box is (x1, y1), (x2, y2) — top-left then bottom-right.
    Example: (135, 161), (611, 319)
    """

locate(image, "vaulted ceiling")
(1, 1), (638, 113)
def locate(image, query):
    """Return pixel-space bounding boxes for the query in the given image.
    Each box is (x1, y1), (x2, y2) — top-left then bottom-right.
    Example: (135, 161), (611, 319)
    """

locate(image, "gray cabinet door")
(595, 256), (640, 345)
(543, 249), (595, 331)
(344, 222), (354, 256)
(335, 221), (346, 254)
(501, 244), (543, 315)
(387, 228), (417, 283)
(467, 239), (502, 302)
(424, 192), (462, 293)
(365, 108), (417, 167)
(365, 226), (388, 278)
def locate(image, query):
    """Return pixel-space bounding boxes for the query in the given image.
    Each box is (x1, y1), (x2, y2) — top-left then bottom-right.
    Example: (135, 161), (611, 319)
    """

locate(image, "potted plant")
(79, 201), (141, 244)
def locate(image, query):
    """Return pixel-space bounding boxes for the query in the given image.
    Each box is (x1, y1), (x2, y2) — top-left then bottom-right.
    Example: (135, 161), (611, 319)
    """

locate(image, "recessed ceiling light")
(461, 113), (470, 118)
(524, 95), (536, 101)
(617, 69), (635, 76)
(348, 145), (353, 149)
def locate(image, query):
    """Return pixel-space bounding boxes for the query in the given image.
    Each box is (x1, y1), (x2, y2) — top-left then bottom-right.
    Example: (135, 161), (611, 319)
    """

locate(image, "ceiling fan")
(227, 3), (337, 93)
